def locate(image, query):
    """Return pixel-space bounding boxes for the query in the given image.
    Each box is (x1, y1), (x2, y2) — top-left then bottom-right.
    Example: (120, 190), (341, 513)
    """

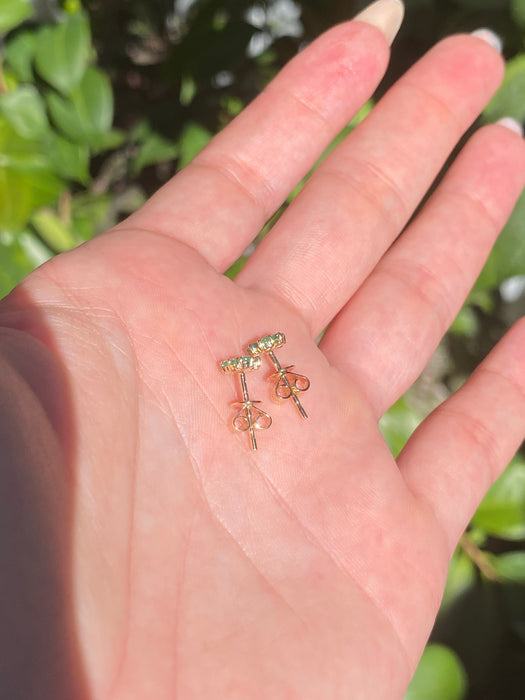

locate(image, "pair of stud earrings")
(219, 332), (310, 450)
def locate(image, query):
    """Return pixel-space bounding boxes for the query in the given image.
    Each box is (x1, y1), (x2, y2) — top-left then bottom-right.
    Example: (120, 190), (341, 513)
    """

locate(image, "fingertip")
(487, 119), (525, 178)
(482, 120), (525, 180)
(353, 0), (405, 47)
(441, 31), (504, 72)
(279, 20), (391, 109)
(495, 117), (524, 138)
(472, 118), (525, 158)
(414, 33), (506, 111)
(471, 28), (503, 55)
(450, 120), (525, 221)
(315, 18), (392, 69)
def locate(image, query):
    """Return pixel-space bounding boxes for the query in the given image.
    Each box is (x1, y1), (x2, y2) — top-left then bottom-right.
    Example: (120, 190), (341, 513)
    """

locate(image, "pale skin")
(1, 17), (525, 700)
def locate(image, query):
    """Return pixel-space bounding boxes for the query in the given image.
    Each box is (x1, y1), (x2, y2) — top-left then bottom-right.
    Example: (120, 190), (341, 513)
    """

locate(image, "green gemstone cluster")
(220, 356), (261, 374)
(246, 332), (286, 357)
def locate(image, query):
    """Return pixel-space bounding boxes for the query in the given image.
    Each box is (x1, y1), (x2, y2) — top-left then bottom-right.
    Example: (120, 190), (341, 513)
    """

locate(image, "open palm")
(1, 14), (525, 700)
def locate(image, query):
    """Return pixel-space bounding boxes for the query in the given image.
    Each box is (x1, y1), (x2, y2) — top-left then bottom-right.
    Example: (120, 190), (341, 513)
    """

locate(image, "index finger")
(116, 8), (399, 269)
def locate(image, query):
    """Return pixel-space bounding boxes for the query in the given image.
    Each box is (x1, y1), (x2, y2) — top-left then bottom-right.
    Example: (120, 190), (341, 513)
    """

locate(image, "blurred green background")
(1, 0), (525, 697)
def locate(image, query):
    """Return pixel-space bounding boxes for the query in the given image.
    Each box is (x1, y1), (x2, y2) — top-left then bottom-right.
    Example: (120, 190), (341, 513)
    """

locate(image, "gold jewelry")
(246, 333), (310, 419)
(219, 355), (272, 450)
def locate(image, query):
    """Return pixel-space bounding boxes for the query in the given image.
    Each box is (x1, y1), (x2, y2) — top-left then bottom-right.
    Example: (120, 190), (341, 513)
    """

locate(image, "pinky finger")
(397, 318), (525, 553)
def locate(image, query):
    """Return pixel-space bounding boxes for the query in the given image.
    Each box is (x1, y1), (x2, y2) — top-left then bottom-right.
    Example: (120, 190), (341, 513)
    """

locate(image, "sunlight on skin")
(1, 4), (525, 698)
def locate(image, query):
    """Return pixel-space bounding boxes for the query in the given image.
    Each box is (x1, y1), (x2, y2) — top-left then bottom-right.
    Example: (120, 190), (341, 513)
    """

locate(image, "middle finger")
(236, 34), (504, 336)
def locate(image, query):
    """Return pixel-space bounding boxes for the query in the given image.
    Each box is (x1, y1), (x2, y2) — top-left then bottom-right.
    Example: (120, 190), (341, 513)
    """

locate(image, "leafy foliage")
(0, 0), (33, 35)
(0, 1), (178, 297)
(404, 644), (468, 700)
(34, 10), (91, 93)
(472, 457), (525, 540)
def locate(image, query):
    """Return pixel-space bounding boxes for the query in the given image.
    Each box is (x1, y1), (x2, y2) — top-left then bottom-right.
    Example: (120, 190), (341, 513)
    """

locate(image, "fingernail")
(471, 28), (503, 54)
(354, 0), (405, 47)
(496, 117), (524, 137)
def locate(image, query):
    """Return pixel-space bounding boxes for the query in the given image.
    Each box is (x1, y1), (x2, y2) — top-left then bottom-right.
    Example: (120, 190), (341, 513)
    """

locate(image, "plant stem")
(459, 532), (501, 582)
(0, 56), (7, 95)
(59, 191), (72, 225)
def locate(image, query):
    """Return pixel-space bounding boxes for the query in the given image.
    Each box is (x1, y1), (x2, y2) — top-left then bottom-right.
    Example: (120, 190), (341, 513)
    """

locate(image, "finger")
(320, 122), (525, 416)
(236, 34), (504, 335)
(397, 318), (525, 552)
(116, 20), (392, 270)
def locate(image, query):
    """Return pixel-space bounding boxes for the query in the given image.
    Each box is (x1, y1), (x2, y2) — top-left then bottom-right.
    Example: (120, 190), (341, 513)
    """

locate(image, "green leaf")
(404, 644), (468, 700)
(472, 457), (525, 540)
(493, 552), (525, 583)
(96, 130), (125, 152)
(473, 189), (525, 294)
(225, 255), (248, 279)
(0, 232), (34, 299)
(180, 75), (197, 106)
(221, 96), (244, 118)
(18, 230), (53, 267)
(495, 552), (525, 642)
(511, 0), (525, 29)
(379, 396), (421, 458)
(178, 123), (213, 169)
(4, 30), (36, 82)
(74, 68), (114, 134)
(0, 0), (33, 34)
(31, 209), (76, 252)
(64, 0), (82, 12)
(0, 229), (53, 300)
(132, 131), (178, 175)
(441, 550), (476, 611)
(71, 192), (112, 240)
(46, 67), (121, 151)
(129, 121), (150, 142)
(449, 307), (479, 338)
(0, 168), (62, 232)
(0, 116), (62, 232)
(34, 12), (91, 94)
(484, 54), (525, 125)
(43, 132), (90, 184)
(0, 114), (48, 171)
(0, 86), (50, 139)
(465, 287), (495, 313)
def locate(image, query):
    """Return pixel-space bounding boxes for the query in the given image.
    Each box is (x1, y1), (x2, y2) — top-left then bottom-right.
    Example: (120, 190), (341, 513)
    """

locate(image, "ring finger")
(321, 121), (525, 417)
(236, 34), (504, 336)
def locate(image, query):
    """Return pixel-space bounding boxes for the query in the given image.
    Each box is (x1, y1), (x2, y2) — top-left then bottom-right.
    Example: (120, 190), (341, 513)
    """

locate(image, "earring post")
(268, 351), (308, 419)
(240, 372), (258, 450)
(220, 355), (271, 451)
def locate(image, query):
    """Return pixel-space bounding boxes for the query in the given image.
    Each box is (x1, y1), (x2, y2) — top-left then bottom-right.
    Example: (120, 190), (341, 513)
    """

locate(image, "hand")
(1, 3), (524, 698)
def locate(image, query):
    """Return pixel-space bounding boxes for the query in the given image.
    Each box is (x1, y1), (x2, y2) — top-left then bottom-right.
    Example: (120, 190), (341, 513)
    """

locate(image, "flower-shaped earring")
(246, 333), (310, 418)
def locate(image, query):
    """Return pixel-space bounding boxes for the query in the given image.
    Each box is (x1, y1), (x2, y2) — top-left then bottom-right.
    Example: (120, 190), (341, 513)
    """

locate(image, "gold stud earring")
(246, 333), (310, 418)
(219, 355), (272, 450)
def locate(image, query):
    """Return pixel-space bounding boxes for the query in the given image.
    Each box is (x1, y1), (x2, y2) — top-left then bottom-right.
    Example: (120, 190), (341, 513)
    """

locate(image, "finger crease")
(283, 85), (331, 128)
(476, 364), (525, 408)
(438, 404), (501, 485)
(439, 185), (502, 232)
(401, 80), (464, 136)
(319, 160), (409, 233)
(191, 155), (275, 217)
(375, 261), (452, 330)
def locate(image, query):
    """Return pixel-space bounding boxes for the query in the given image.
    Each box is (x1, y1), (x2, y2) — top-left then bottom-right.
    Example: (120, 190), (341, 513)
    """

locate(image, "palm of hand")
(2, 19), (525, 700)
(1, 227), (444, 699)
